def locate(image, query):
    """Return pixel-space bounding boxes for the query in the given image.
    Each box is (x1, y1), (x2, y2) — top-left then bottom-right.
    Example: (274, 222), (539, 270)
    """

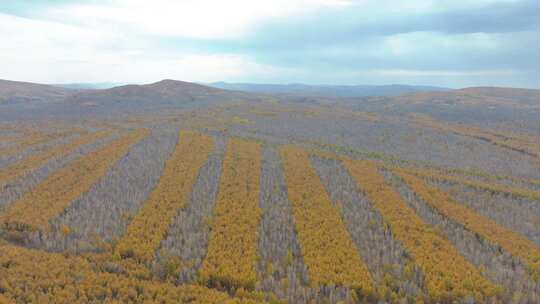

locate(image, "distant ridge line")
(206, 81), (451, 97)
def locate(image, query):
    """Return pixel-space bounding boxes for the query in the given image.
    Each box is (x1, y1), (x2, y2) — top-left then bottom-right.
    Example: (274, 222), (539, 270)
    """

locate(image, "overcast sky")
(0, 0), (539, 88)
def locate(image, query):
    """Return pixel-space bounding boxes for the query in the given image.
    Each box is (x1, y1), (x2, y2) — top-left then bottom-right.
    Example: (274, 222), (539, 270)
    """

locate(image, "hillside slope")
(390, 87), (540, 107)
(66, 79), (253, 107)
(209, 82), (449, 97)
(0, 79), (74, 104)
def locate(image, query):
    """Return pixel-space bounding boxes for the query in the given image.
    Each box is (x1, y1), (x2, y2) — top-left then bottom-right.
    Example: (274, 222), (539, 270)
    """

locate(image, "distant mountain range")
(208, 82), (450, 97)
(53, 81), (450, 97)
(1, 79), (538, 112)
(0, 79), (452, 106)
(0, 79), (247, 106)
(387, 87), (540, 108)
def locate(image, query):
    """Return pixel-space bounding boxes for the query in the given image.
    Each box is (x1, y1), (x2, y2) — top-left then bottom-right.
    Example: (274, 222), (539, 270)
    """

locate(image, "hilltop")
(0, 79), (74, 104)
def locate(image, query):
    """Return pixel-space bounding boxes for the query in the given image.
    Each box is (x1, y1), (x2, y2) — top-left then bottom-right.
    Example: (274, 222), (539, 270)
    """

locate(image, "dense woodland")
(1, 81), (540, 303)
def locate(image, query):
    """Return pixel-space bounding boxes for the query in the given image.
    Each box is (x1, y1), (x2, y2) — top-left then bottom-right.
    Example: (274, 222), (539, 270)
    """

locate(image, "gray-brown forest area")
(1, 79), (540, 303)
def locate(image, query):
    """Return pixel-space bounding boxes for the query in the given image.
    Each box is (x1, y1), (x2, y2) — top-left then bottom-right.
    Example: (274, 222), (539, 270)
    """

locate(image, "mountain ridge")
(0, 79), (75, 104)
(207, 81), (451, 97)
(2, 79), (540, 108)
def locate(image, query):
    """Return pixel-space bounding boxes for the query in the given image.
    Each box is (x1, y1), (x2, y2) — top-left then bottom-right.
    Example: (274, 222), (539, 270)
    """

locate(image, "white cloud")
(279, 67), (522, 87)
(41, 0), (519, 40)
(108, 54), (301, 83)
(0, 13), (297, 83)
(322, 0), (522, 20)
(384, 32), (502, 56)
(46, 0), (352, 39)
(349, 0), (522, 14)
(0, 0), (535, 87)
(370, 69), (517, 77)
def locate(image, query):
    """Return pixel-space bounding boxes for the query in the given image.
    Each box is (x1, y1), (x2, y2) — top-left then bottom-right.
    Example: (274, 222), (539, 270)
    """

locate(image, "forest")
(1, 81), (540, 304)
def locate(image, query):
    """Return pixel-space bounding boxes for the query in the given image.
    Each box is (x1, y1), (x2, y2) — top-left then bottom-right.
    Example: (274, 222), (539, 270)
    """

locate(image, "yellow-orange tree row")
(199, 138), (262, 291)
(0, 130), (113, 188)
(0, 135), (20, 143)
(401, 166), (540, 201)
(342, 159), (499, 302)
(280, 146), (373, 296)
(396, 170), (540, 283)
(405, 162), (539, 191)
(0, 131), (63, 157)
(0, 129), (150, 232)
(414, 116), (540, 159)
(0, 243), (261, 303)
(115, 131), (214, 263)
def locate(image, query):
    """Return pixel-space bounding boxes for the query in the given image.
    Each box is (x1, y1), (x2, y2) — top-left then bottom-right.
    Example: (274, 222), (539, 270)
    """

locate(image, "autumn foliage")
(397, 170), (540, 283)
(280, 146), (374, 296)
(414, 115), (540, 159)
(0, 129), (113, 188)
(343, 159), (499, 302)
(402, 166), (540, 201)
(115, 131), (214, 263)
(0, 129), (150, 232)
(199, 137), (262, 291)
(2, 116), (540, 303)
(0, 131), (64, 157)
(0, 243), (260, 303)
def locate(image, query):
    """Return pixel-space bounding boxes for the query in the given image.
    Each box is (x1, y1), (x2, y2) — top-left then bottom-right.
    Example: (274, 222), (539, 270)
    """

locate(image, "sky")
(0, 0), (539, 88)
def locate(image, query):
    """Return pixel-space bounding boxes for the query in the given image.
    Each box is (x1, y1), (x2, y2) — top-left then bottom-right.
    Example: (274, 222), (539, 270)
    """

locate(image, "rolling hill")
(389, 86), (540, 108)
(2, 78), (540, 303)
(2, 79), (538, 119)
(0, 79), (74, 104)
(208, 82), (449, 97)
(65, 79), (253, 107)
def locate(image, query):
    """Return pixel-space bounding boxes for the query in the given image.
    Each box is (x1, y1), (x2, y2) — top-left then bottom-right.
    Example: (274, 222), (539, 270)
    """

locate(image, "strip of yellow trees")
(115, 131), (214, 262)
(0, 129), (150, 232)
(0, 131), (63, 157)
(280, 146), (373, 296)
(401, 166), (540, 201)
(396, 170), (540, 283)
(343, 159), (499, 302)
(414, 115), (540, 159)
(0, 129), (113, 188)
(199, 138), (262, 291)
(0, 243), (260, 303)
